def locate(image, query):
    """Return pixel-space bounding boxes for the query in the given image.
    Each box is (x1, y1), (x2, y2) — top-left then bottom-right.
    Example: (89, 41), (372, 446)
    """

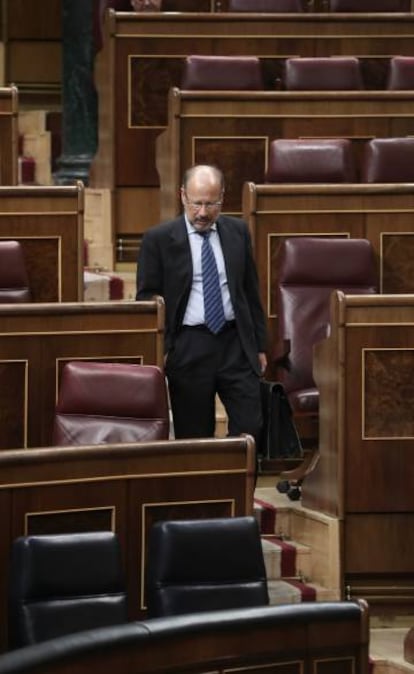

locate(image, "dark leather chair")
(274, 237), (377, 447)
(266, 138), (357, 183)
(181, 55), (263, 90)
(329, 0), (410, 10)
(0, 241), (31, 303)
(284, 57), (363, 91)
(228, 0), (303, 11)
(387, 56), (414, 90)
(52, 361), (169, 446)
(360, 137), (414, 183)
(8, 531), (128, 648)
(146, 517), (269, 618)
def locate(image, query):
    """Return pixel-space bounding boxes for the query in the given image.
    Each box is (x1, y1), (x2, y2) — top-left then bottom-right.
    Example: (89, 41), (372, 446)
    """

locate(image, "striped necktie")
(199, 230), (226, 334)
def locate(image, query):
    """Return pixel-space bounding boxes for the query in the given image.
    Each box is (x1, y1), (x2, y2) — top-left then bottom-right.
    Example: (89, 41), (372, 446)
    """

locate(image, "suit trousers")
(165, 323), (263, 445)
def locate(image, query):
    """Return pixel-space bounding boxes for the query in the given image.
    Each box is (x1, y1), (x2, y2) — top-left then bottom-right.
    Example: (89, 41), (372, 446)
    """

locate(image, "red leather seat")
(52, 361), (169, 446)
(329, 0), (410, 10)
(387, 56), (414, 90)
(181, 56), (263, 91)
(274, 237), (377, 444)
(266, 138), (357, 183)
(284, 57), (363, 91)
(0, 240), (31, 303)
(228, 0), (303, 10)
(360, 137), (414, 183)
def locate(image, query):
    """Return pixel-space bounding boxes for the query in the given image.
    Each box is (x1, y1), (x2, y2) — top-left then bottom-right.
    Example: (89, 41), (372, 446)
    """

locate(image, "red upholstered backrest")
(329, 0), (410, 10)
(266, 138), (357, 183)
(229, 0), (303, 10)
(0, 240), (31, 303)
(53, 361), (169, 446)
(387, 56), (414, 90)
(181, 56), (264, 91)
(276, 238), (377, 396)
(284, 57), (363, 91)
(360, 137), (414, 183)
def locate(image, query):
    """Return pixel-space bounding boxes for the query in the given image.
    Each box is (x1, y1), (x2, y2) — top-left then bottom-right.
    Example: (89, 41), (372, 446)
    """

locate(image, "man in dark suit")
(136, 164), (267, 443)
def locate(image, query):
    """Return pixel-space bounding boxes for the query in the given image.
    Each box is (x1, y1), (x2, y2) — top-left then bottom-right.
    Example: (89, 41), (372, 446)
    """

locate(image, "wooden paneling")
(3, 0), (61, 102)
(0, 87), (18, 185)
(0, 299), (164, 449)
(303, 292), (414, 612)
(0, 184), (84, 302)
(157, 88), (414, 220)
(242, 182), (414, 347)
(0, 435), (255, 651)
(91, 10), (414, 239)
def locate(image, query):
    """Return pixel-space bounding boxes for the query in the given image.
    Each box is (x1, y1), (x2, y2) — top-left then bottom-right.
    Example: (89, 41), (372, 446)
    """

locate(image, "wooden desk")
(158, 88), (414, 220)
(0, 299), (164, 450)
(0, 184), (84, 302)
(242, 182), (414, 346)
(91, 10), (414, 248)
(0, 435), (255, 651)
(303, 291), (414, 615)
(0, 86), (18, 185)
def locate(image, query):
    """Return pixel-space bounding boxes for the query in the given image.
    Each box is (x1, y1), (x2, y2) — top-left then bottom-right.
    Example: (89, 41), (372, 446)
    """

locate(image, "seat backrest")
(266, 138), (357, 183)
(0, 241), (31, 303)
(387, 56), (414, 90)
(146, 517), (269, 618)
(360, 137), (414, 183)
(52, 361), (169, 446)
(329, 0), (410, 10)
(228, 0), (303, 10)
(8, 531), (128, 648)
(284, 57), (363, 91)
(276, 237), (377, 396)
(181, 55), (263, 90)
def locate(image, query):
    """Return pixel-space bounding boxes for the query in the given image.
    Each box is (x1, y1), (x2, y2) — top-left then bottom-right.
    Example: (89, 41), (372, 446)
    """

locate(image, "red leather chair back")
(276, 237), (377, 412)
(329, 0), (410, 10)
(229, 0), (303, 10)
(387, 56), (414, 90)
(52, 361), (169, 446)
(360, 137), (414, 183)
(266, 138), (357, 183)
(284, 57), (363, 91)
(181, 56), (264, 90)
(0, 241), (31, 303)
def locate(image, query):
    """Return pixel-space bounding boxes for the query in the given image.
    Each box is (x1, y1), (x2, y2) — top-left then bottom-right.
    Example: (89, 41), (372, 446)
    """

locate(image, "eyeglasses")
(184, 194), (223, 212)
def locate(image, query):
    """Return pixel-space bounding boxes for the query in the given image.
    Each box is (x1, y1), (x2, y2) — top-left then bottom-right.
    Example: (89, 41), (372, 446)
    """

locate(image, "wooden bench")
(91, 10), (414, 249)
(242, 181), (414, 345)
(157, 87), (414, 219)
(304, 291), (414, 616)
(0, 435), (255, 651)
(0, 298), (164, 449)
(0, 184), (84, 302)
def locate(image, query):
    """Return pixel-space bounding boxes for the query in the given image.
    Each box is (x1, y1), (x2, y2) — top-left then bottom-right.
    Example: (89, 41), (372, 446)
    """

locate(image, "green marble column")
(54, 0), (98, 185)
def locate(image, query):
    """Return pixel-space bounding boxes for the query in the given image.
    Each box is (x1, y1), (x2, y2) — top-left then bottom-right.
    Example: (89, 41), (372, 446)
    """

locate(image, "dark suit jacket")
(136, 214), (267, 375)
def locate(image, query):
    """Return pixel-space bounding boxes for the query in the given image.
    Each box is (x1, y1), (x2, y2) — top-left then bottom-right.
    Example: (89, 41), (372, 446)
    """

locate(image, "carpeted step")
(261, 535), (311, 582)
(267, 579), (317, 605)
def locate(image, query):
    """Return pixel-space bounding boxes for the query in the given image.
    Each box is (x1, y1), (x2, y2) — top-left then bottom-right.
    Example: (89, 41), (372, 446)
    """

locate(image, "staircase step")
(267, 579), (316, 605)
(261, 535), (311, 581)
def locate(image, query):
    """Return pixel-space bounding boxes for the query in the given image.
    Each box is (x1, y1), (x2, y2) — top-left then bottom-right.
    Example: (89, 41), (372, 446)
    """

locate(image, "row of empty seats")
(266, 137), (414, 184)
(8, 518), (267, 647)
(181, 55), (414, 91)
